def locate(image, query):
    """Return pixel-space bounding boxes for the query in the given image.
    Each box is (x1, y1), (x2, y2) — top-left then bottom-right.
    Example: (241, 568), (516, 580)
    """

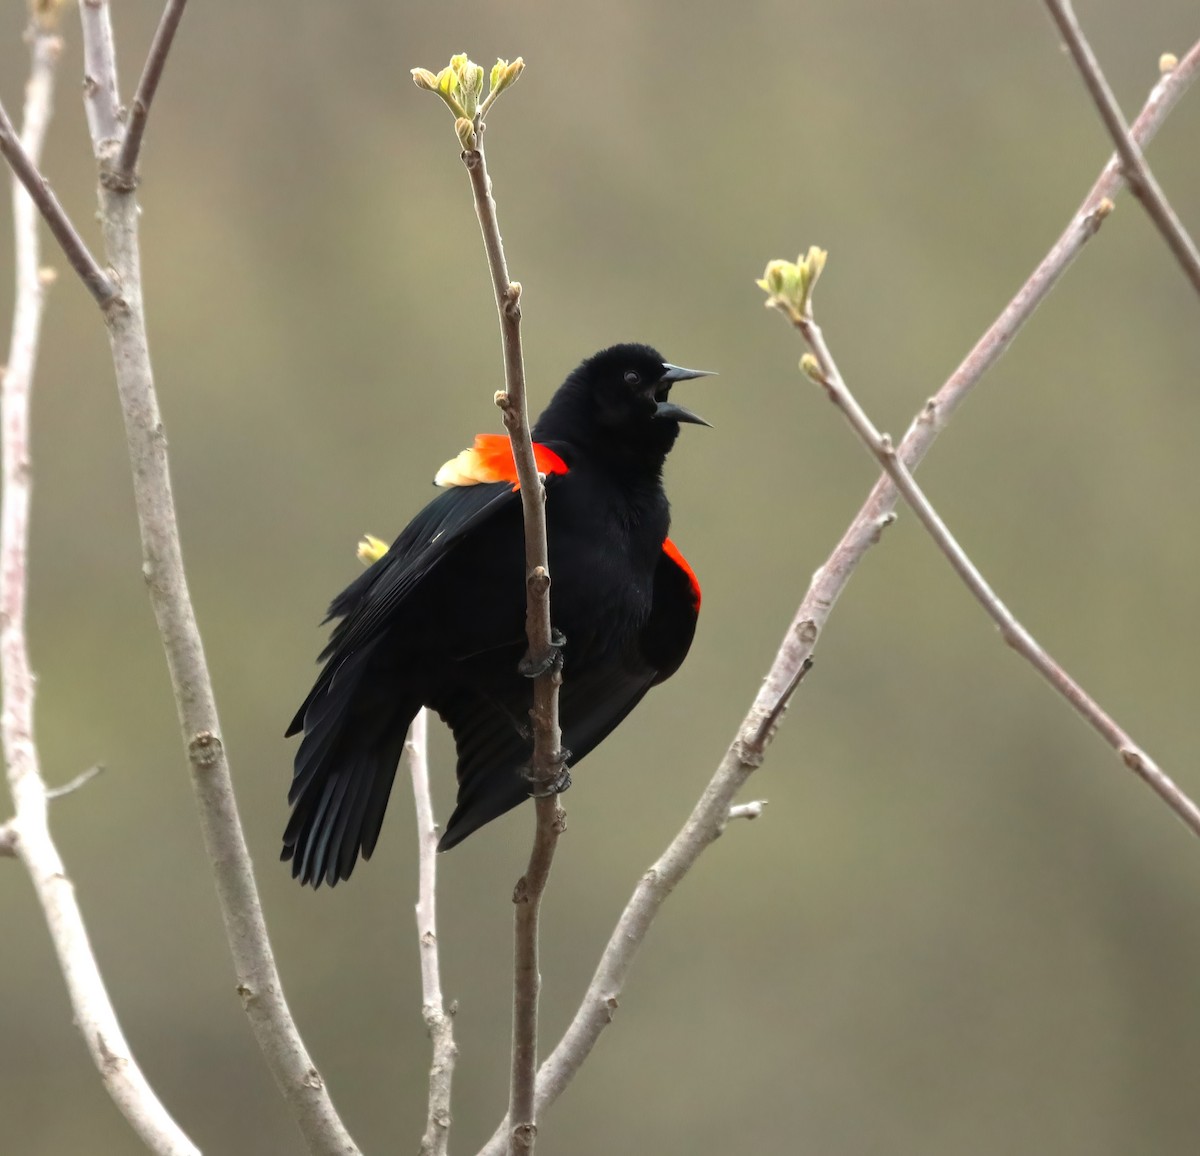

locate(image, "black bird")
(283, 343), (711, 886)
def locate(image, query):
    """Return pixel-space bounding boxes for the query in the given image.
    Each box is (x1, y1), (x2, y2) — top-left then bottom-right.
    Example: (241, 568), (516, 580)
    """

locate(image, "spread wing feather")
(284, 479), (528, 885)
(320, 481), (519, 664)
(285, 480), (520, 740)
(435, 541), (698, 850)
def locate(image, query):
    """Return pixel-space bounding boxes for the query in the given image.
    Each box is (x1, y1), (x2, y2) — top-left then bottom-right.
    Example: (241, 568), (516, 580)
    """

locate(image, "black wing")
(642, 540), (700, 684)
(286, 479), (520, 739)
(436, 540), (701, 849)
(321, 482), (519, 667)
(283, 478), (529, 885)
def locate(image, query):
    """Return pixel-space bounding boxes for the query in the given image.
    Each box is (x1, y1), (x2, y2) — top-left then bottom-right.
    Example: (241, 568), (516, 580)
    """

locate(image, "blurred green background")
(3, 1), (1200, 1153)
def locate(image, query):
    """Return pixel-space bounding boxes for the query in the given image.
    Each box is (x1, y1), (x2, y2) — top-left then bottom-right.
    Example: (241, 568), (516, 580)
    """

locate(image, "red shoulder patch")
(435, 434), (569, 491)
(662, 537), (701, 610)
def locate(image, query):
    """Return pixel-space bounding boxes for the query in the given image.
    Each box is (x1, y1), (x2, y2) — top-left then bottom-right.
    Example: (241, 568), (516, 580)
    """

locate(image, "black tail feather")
(282, 726), (411, 886)
(431, 684), (534, 851)
(282, 635), (417, 886)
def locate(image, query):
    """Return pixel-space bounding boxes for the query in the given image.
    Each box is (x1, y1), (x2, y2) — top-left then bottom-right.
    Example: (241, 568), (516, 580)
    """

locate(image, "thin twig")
(726, 801), (767, 822)
(752, 656), (814, 748)
(461, 114), (565, 1156)
(408, 708), (457, 1156)
(71, 4), (361, 1152)
(472, 44), (1200, 1153)
(0, 97), (116, 307)
(792, 303), (1200, 836)
(1043, 1), (1200, 297)
(78, 0), (122, 147)
(507, 789), (561, 1156)
(1, 18), (197, 1154)
(113, 0), (190, 184)
(45, 762), (105, 800)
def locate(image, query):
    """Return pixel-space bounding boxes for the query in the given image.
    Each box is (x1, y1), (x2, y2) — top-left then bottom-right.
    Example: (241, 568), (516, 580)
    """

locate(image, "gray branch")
(1, 15), (197, 1154)
(459, 106), (565, 1156)
(68, 3), (361, 1151)
(785, 296), (1200, 836)
(45, 762), (105, 800)
(113, 0), (190, 184)
(407, 708), (457, 1156)
(1043, 1), (1200, 296)
(0, 96), (115, 306)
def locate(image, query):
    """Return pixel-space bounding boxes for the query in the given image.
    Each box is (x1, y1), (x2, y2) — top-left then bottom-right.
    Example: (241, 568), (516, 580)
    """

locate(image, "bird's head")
(536, 342), (714, 464)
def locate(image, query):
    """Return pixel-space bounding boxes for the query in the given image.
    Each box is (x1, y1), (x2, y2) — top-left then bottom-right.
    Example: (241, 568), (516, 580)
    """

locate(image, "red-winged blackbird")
(283, 343), (710, 886)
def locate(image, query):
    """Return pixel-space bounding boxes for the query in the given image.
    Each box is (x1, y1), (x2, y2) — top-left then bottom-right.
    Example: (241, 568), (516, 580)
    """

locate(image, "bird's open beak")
(660, 363), (716, 384)
(656, 363), (716, 427)
(655, 400), (712, 426)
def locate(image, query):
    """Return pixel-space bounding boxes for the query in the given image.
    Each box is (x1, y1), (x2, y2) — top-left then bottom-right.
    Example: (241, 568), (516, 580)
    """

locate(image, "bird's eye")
(623, 370), (642, 386)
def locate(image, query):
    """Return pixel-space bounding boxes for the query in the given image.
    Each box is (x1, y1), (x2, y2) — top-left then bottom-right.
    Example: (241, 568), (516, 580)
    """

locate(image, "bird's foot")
(519, 628), (566, 678)
(525, 757), (573, 797)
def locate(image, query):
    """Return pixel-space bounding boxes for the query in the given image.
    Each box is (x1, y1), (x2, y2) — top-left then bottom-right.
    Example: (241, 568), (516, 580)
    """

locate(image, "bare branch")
(78, 0), (122, 147)
(73, 4), (360, 1151)
(751, 655), (814, 749)
(785, 295), (1200, 837)
(1043, 1), (1200, 296)
(45, 762), (105, 800)
(506, 788), (562, 1156)
(741, 37), (1200, 734)
(462, 136), (562, 775)
(475, 44), (1200, 1153)
(459, 99), (565, 1156)
(114, 0), (190, 184)
(1, 19), (197, 1154)
(407, 708), (457, 1156)
(0, 97), (116, 307)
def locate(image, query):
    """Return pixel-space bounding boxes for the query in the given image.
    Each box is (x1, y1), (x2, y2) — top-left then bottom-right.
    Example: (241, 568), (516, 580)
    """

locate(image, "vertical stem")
(74, 3), (360, 1151)
(1, 19), (197, 1156)
(460, 124), (564, 1156)
(409, 708), (457, 1156)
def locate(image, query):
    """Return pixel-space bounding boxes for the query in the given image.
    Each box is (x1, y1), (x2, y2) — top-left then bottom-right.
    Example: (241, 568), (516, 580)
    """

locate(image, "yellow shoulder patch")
(434, 434), (568, 490)
(434, 435), (512, 487)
